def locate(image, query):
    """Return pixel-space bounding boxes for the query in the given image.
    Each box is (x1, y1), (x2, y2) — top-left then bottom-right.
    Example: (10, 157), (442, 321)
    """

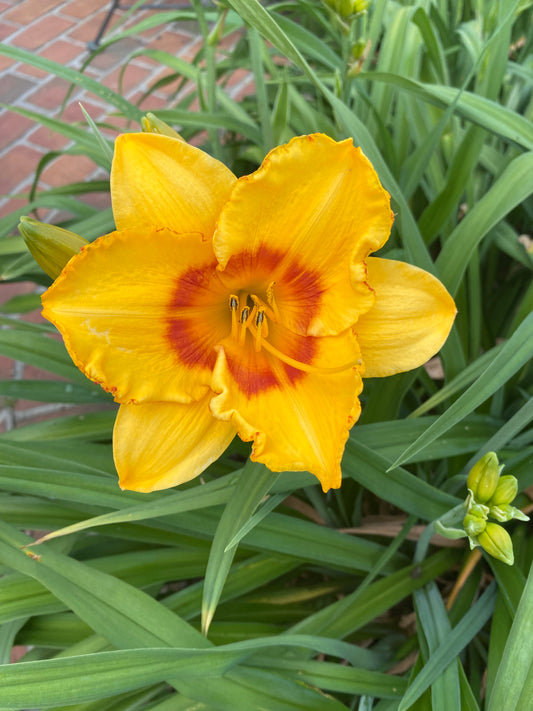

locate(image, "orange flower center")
(227, 289), (361, 376)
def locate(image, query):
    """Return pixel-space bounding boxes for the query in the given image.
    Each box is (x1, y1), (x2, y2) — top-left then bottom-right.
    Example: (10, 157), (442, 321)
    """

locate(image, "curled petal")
(356, 257), (457, 378)
(114, 395), (236, 492)
(210, 326), (363, 492)
(214, 134), (393, 337)
(111, 133), (236, 236)
(42, 228), (228, 404)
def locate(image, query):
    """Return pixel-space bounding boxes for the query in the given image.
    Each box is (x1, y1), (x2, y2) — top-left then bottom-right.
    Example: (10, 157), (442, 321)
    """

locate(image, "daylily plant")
(41, 132), (456, 492)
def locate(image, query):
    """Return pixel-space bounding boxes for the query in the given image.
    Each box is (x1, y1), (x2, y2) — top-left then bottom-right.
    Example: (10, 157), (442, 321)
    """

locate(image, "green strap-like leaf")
(390, 312), (533, 469)
(201, 460), (277, 633)
(399, 583), (496, 710)
(487, 562), (533, 711)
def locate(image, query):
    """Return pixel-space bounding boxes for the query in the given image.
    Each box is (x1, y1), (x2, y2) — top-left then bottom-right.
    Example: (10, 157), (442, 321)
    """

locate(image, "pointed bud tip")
(488, 475), (518, 507)
(141, 113), (184, 141)
(18, 218), (87, 279)
(478, 522), (514, 566)
(467, 452), (501, 504)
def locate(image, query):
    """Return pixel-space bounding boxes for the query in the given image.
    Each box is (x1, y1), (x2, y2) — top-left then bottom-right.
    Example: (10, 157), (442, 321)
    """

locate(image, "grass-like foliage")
(0, 0), (532, 709)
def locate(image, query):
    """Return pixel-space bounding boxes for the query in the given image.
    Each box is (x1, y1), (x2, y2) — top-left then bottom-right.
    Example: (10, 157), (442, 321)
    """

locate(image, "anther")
(229, 294), (239, 339)
(239, 306), (250, 343)
(254, 309), (265, 352)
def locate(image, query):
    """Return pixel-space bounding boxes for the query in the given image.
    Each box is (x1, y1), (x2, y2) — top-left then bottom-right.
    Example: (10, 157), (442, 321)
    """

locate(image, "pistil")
(227, 291), (362, 375)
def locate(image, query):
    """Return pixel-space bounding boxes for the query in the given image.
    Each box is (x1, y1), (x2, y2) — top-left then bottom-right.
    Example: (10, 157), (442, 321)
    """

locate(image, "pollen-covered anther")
(229, 294), (239, 339)
(239, 306), (250, 343)
(254, 309), (267, 352)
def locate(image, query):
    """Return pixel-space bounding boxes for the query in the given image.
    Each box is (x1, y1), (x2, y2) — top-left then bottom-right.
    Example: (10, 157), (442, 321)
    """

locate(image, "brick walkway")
(0, 0), (249, 433)
(0, 0), (216, 218)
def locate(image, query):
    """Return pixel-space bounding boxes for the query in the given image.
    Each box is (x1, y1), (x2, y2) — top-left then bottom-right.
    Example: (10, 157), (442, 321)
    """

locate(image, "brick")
(14, 14), (75, 50)
(225, 68), (253, 89)
(147, 65), (183, 97)
(0, 20), (18, 41)
(0, 196), (30, 220)
(0, 355), (14, 380)
(86, 37), (142, 72)
(28, 125), (70, 151)
(25, 76), (72, 110)
(60, 0), (112, 19)
(178, 36), (204, 64)
(217, 29), (243, 52)
(4, 0), (61, 24)
(0, 280), (39, 308)
(0, 55), (16, 73)
(83, 191), (111, 212)
(99, 114), (131, 136)
(231, 78), (255, 102)
(67, 10), (117, 43)
(40, 38), (84, 67)
(129, 91), (167, 111)
(16, 63), (49, 80)
(0, 144), (42, 196)
(0, 110), (34, 152)
(0, 72), (37, 104)
(40, 153), (97, 188)
(102, 62), (152, 97)
(150, 29), (197, 56)
(60, 99), (106, 123)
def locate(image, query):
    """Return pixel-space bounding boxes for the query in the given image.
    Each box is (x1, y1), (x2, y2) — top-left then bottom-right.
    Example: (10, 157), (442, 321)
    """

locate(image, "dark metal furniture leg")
(88, 0), (121, 51)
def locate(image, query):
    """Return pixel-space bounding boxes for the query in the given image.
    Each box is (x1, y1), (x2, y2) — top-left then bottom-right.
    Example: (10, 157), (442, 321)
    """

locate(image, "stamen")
(251, 294), (277, 324)
(229, 294), (239, 339)
(254, 309), (265, 352)
(257, 336), (363, 375)
(239, 306), (250, 343)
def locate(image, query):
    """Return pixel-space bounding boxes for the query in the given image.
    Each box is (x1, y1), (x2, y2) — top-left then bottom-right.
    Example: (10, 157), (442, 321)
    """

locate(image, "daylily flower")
(41, 132), (456, 493)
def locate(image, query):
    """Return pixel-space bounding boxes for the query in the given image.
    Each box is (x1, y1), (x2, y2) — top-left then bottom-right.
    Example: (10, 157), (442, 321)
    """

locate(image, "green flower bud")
(141, 113), (183, 140)
(463, 512), (486, 538)
(467, 452), (501, 503)
(490, 503), (530, 523)
(324, 0), (369, 18)
(18, 217), (88, 279)
(468, 501), (490, 518)
(477, 522), (514, 566)
(352, 39), (367, 59)
(489, 504), (514, 523)
(488, 475), (518, 506)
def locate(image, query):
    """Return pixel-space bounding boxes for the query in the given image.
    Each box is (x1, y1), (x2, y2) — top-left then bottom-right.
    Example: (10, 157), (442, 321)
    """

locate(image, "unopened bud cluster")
(463, 452), (528, 565)
(324, 0), (370, 18)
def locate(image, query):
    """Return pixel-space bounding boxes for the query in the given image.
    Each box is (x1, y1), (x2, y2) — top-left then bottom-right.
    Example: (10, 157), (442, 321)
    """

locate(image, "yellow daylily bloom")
(42, 132), (456, 493)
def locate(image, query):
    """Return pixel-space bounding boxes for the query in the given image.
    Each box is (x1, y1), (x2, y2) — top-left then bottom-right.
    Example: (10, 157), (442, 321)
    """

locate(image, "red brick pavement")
(0, 0), (252, 433)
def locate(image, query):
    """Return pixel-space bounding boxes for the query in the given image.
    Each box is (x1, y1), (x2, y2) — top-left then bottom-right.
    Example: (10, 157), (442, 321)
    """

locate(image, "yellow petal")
(214, 134), (393, 337)
(114, 394), (236, 492)
(210, 326), (363, 492)
(111, 133), (236, 235)
(356, 257), (457, 378)
(42, 228), (229, 404)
